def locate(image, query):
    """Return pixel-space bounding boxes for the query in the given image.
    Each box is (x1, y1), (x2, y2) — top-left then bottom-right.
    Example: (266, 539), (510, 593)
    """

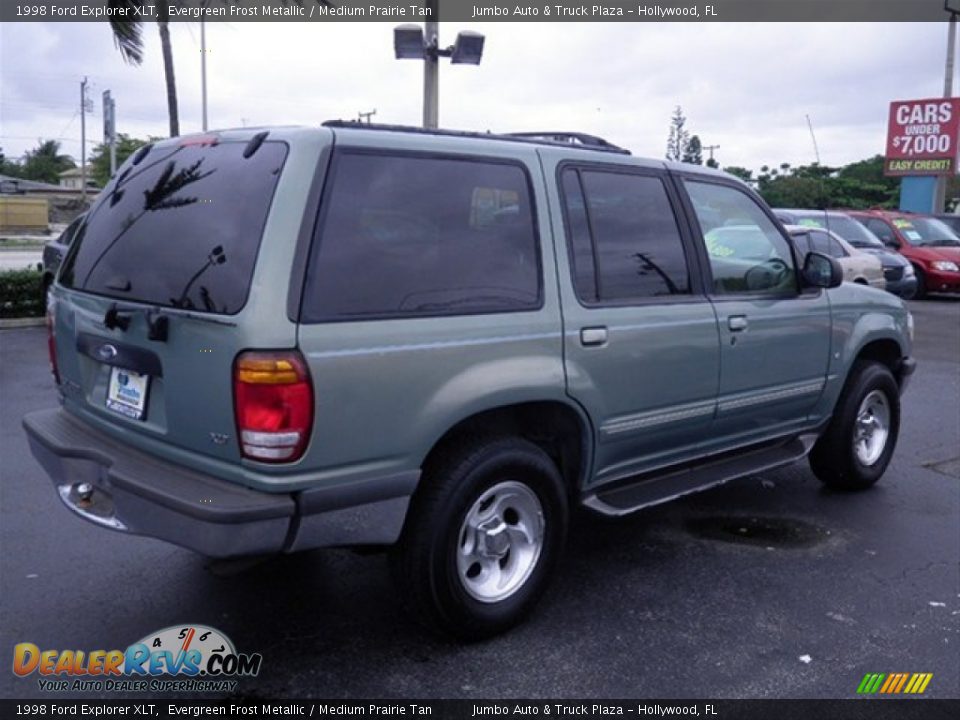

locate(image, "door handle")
(580, 327), (608, 346)
(728, 315), (748, 332)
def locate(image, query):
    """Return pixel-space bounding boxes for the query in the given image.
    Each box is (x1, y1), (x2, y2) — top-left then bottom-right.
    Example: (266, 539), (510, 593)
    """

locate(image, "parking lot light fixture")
(393, 8), (485, 129)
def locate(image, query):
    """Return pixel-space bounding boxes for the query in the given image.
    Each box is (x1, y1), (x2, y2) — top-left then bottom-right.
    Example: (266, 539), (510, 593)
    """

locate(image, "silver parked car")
(785, 224), (885, 290)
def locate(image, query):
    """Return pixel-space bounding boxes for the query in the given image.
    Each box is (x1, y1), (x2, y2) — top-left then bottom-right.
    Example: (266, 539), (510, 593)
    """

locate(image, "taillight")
(233, 351), (313, 463)
(46, 297), (60, 385)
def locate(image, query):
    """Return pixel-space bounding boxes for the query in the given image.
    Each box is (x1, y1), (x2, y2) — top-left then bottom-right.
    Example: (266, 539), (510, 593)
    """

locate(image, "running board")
(582, 434), (818, 517)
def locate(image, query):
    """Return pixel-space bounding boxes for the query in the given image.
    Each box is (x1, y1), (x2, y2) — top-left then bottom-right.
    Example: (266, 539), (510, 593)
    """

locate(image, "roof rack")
(503, 131), (629, 154)
(322, 120), (631, 155)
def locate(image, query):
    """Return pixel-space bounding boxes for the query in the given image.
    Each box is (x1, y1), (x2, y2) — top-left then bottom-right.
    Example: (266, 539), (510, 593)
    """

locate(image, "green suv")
(24, 124), (915, 638)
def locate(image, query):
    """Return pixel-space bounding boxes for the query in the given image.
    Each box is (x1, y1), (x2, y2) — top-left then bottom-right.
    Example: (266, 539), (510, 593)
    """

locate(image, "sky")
(0, 21), (944, 173)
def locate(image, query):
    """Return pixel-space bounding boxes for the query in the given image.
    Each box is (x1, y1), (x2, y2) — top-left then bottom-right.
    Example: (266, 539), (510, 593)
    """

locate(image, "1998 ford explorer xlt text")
(24, 123), (916, 638)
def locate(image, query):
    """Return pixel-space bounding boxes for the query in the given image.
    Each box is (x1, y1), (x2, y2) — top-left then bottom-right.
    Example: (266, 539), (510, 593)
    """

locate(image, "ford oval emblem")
(97, 344), (118, 361)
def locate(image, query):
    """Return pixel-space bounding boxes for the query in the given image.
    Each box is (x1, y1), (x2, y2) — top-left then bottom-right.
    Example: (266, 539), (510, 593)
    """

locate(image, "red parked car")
(848, 209), (960, 298)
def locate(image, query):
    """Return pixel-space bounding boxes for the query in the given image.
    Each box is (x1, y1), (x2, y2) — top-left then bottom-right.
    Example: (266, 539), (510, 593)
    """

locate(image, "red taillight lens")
(46, 300), (60, 385)
(233, 351), (313, 463)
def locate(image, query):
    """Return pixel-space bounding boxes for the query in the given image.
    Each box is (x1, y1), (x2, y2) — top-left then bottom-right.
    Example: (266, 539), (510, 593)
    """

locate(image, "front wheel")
(390, 437), (568, 640)
(913, 266), (927, 299)
(809, 362), (900, 490)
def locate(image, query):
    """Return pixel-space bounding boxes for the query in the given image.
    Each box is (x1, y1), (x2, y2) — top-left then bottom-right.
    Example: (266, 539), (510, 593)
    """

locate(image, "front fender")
(813, 284), (910, 417)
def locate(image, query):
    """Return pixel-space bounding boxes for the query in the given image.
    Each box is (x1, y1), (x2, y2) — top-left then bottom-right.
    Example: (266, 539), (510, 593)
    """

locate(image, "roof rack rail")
(322, 120), (631, 155)
(504, 131), (630, 154)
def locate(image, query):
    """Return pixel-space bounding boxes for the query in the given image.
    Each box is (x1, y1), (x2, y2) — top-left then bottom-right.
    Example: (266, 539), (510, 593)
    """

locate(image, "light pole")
(938, 1), (959, 211)
(394, 1), (485, 128)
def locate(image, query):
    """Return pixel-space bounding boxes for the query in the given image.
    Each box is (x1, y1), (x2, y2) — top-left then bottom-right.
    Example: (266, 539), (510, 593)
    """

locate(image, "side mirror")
(802, 251), (843, 289)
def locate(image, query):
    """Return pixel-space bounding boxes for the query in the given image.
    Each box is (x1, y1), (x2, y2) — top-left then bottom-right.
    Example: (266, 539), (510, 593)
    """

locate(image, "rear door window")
(301, 152), (540, 321)
(59, 140), (288, 314)
(560, 168), (691, 303)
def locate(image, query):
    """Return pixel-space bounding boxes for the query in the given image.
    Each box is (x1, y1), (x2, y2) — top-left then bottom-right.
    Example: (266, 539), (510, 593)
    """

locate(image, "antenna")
(805, 114), (821, 165)
(805, 114), (829, 223)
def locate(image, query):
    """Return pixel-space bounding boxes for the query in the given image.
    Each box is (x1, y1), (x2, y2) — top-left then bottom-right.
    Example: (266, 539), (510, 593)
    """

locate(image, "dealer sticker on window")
(106, 367), (150, 420)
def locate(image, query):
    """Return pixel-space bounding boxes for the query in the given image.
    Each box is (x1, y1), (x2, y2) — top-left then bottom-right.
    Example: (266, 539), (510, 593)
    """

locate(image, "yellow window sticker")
(893, 219), (914, 229)
(798, 218), (823, 228)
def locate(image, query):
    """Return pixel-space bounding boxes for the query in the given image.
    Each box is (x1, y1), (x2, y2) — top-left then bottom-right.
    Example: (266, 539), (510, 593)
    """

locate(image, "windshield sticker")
(798, 218), (823, 227)
(705, 231), (734, 257)
(904, 231), (923, 242)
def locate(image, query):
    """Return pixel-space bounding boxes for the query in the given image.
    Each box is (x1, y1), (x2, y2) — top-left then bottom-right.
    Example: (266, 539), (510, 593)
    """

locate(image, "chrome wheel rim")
(854, 390), (891, 466)
(456, 481), (544, 604)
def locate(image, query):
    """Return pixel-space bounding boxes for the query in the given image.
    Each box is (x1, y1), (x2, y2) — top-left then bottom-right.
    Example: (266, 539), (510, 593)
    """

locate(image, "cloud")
(0, 20), (942, 172)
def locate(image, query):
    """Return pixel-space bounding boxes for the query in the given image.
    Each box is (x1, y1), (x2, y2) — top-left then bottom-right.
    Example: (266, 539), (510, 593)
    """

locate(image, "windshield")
(893, 217), (960, 247)
(59, 139), (288, 314)
(792, 213), (884, 248)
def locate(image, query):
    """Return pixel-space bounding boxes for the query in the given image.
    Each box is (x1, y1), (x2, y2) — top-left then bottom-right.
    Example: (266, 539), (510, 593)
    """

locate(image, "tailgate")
(49, 132), (319, 473)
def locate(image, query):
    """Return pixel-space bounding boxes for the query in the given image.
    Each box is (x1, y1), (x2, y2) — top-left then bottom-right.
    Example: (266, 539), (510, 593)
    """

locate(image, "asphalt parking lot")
(1, 298), (957, 701)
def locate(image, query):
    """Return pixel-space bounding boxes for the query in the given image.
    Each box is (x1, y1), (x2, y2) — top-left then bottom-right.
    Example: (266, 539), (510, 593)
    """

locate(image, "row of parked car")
(774, 208), (960, 300)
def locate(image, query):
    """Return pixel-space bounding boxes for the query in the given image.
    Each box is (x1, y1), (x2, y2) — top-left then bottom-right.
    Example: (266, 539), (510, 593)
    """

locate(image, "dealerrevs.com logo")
(13, 625), (262, 693)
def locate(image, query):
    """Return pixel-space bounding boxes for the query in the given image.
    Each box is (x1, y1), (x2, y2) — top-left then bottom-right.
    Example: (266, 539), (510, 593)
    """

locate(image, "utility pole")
(423, 0), (439, 128)
(80, 76), (88, 202)
(704, 144), (720, 164)
(103, 90), (117, 177)
(936, 13), (957, 212)
(358, 109), (377, 124)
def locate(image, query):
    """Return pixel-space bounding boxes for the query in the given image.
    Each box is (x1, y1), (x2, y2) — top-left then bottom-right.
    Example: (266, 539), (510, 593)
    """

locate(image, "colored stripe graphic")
(857, 673), (932, 694)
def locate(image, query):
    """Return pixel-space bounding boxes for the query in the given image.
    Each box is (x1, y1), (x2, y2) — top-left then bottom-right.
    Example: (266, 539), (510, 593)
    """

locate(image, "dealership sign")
(885, 98), (960, 176)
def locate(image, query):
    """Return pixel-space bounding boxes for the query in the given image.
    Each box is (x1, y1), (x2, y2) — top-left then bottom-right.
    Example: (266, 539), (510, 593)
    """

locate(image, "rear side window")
(301, 152), (540, 321)
(60, 140), (288, 314)
(560, 168), (691, 303)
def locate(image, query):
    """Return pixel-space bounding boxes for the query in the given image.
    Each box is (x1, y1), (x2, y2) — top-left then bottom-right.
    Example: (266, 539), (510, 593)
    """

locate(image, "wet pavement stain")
(685, 515), (828, 549)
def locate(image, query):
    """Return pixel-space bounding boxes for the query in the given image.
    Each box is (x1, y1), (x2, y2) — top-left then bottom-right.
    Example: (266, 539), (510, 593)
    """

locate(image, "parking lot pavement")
(1, 299), (957, 700)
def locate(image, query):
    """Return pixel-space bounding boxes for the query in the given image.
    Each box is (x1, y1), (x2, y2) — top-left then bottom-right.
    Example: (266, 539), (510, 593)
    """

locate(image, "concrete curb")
(0, 317), (45, 329)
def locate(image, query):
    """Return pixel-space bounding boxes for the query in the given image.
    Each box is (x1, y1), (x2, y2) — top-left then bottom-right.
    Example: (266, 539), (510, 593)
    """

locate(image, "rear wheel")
(809, 362), (900, 490)
(391, 437), (568, 640)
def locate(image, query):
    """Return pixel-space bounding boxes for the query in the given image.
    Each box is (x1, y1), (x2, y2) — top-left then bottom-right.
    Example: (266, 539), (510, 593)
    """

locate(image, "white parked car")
(785, 224), (886, 290)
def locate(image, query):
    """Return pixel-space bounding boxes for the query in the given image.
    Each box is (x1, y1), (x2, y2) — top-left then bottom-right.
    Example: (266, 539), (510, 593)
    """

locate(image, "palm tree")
(107, 1), (179, 137)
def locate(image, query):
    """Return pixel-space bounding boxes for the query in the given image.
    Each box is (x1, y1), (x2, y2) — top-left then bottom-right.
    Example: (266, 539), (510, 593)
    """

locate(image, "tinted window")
(302, 153), (539, 320)
(863, 218), (896, 244)
(60, 141), (287, 314)
(562, 169), (690, 302)
(685, 181), (797, 294)
(561, 171), (597, 300)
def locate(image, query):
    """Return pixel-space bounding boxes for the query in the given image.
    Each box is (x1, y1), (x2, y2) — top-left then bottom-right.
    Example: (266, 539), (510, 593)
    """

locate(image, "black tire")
(809, 362), (900, 491)
(390, 436), (568, 640)
(913, 266), (927, 300)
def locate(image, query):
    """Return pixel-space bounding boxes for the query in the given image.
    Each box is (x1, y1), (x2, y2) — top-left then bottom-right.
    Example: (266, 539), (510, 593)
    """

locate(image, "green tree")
(19, 140), (75, 184)
(666, 106), (689, 162)
(0, 147), (24, 178)
(683, 135), (703, 165)
(89, 134), (154, 186)
(706, 156), (719, 169)
(106, 1), (179, 136)
(723, 166), (753, 183)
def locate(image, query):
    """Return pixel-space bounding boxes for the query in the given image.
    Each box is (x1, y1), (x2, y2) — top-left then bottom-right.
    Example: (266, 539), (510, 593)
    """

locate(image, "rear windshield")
(60, 140), (288, 314)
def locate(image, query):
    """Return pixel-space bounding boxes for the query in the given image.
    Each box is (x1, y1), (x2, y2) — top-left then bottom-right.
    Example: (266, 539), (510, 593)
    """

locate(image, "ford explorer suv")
(773, 209), (916, 299)
(849, 209), (960, 298)
(24, 124), (916, 639)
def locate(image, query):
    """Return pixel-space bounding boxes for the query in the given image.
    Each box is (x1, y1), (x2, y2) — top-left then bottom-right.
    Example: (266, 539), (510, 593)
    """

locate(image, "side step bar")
(583, 434), (818, 517)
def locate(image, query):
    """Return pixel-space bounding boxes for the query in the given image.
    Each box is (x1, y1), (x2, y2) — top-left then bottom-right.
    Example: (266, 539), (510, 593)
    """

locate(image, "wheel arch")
(419, 400), (594, 499)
